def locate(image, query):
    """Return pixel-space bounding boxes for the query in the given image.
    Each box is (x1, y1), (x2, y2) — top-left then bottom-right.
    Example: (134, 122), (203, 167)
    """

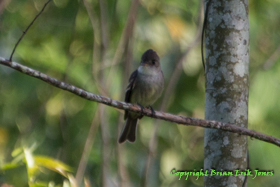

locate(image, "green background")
(0, 0), (280, 186)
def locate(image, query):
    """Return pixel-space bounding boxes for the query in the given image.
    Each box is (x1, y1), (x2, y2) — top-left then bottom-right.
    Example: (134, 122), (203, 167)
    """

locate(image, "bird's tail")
(118, 117), (138, 143)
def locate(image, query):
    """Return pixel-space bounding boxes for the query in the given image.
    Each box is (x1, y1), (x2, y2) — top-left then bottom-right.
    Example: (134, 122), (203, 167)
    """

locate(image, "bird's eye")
(152, 60), (156, 65)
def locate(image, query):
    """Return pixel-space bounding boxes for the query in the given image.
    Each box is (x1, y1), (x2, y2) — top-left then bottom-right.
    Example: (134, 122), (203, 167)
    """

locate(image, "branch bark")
(1, 57), (280, 147)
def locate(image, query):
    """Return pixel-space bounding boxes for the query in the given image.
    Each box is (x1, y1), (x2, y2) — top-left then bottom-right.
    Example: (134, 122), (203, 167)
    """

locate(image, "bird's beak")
(140, 62), (149, 66)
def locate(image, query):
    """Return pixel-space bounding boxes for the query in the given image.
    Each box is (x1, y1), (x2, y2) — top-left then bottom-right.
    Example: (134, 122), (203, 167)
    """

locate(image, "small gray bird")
(118, 49), (164, 143)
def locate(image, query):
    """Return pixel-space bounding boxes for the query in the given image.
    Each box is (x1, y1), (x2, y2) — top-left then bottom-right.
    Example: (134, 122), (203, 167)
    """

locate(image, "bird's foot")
(148, 105), (155, 117)
(137, 103), (145, 116)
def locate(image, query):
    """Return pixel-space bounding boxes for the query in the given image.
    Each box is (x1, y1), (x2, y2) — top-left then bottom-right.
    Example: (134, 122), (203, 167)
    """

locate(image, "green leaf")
(11, 147), (23, 157)
(1, 162), (22, 170)
(33, 155), (73, 177)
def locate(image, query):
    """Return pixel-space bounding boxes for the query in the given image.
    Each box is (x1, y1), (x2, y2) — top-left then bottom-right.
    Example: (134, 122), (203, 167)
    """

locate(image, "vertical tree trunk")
(204, 0), (249, 186)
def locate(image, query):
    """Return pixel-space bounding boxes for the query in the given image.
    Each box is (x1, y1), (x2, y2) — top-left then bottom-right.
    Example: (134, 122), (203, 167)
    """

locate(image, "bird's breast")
(130, 67), (164, 106)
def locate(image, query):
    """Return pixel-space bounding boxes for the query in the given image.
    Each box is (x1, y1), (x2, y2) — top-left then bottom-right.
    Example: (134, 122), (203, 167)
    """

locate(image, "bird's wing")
(124, 70), (138, 120)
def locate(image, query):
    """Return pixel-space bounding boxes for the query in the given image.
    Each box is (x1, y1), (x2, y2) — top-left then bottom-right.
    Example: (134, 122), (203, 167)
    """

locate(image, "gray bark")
(204, 0), (249, 186)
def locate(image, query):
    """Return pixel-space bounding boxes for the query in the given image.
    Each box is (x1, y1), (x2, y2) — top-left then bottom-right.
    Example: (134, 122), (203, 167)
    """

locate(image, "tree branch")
(9, 0), (52, 61)
(1, 56), (280, 147)
(263, 44), (280, 70)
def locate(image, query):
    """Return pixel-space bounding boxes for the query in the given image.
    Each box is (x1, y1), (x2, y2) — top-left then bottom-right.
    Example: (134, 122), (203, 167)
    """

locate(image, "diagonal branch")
(263, 44), (280, 70)
(1, 56), (280, 147)
(9, 0), (52, 61)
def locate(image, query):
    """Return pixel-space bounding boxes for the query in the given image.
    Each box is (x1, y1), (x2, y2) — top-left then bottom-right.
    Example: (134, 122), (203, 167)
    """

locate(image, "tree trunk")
(204, 0), (249, 186)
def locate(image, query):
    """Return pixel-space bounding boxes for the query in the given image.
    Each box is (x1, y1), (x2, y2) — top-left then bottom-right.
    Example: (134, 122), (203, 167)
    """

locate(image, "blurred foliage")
(0, 0), (280, 186)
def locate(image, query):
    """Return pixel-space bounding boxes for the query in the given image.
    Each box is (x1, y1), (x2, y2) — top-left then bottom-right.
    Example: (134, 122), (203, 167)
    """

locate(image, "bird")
(118, 49), (164, 143)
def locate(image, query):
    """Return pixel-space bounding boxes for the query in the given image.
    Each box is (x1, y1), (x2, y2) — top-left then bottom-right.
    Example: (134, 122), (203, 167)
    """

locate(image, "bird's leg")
(148, 105), (155, 117)
(137, 103), (145, 118)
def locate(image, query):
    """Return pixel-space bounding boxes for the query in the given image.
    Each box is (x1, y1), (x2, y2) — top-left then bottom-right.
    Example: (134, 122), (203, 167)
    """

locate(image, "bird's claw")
(136, 103), (155, 118)
(137, 103), (145, 116)
(148, 105), (155, 117)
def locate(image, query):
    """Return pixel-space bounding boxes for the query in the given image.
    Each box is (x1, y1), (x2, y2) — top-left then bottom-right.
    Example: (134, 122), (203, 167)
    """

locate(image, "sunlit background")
(0, 0), (280, 186)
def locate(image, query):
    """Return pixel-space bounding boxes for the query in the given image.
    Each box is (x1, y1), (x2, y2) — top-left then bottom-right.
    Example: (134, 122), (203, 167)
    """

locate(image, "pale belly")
(130, 71), (164, 106)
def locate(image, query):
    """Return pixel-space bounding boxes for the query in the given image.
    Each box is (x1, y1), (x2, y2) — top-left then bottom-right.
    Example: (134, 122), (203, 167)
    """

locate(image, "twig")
(9, 0), (52, 61)
(263, 45), (280, 70)
(82, 0), (106, 97)
(97, 1), (111, 185)
(76, 1), (109, 184)
(99, 0), (109, 52)
(75, 105), (101, 184)
(142, 2), (205, 186)
(112, 8), (138, 186)
(115, 1), (140, 186)
(201, 0), (212, 70)
(105, 0), (140, 87)
(1, 57), (280, 148)
(117, 116), (131, 187)
(0, 0), (9, 16)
